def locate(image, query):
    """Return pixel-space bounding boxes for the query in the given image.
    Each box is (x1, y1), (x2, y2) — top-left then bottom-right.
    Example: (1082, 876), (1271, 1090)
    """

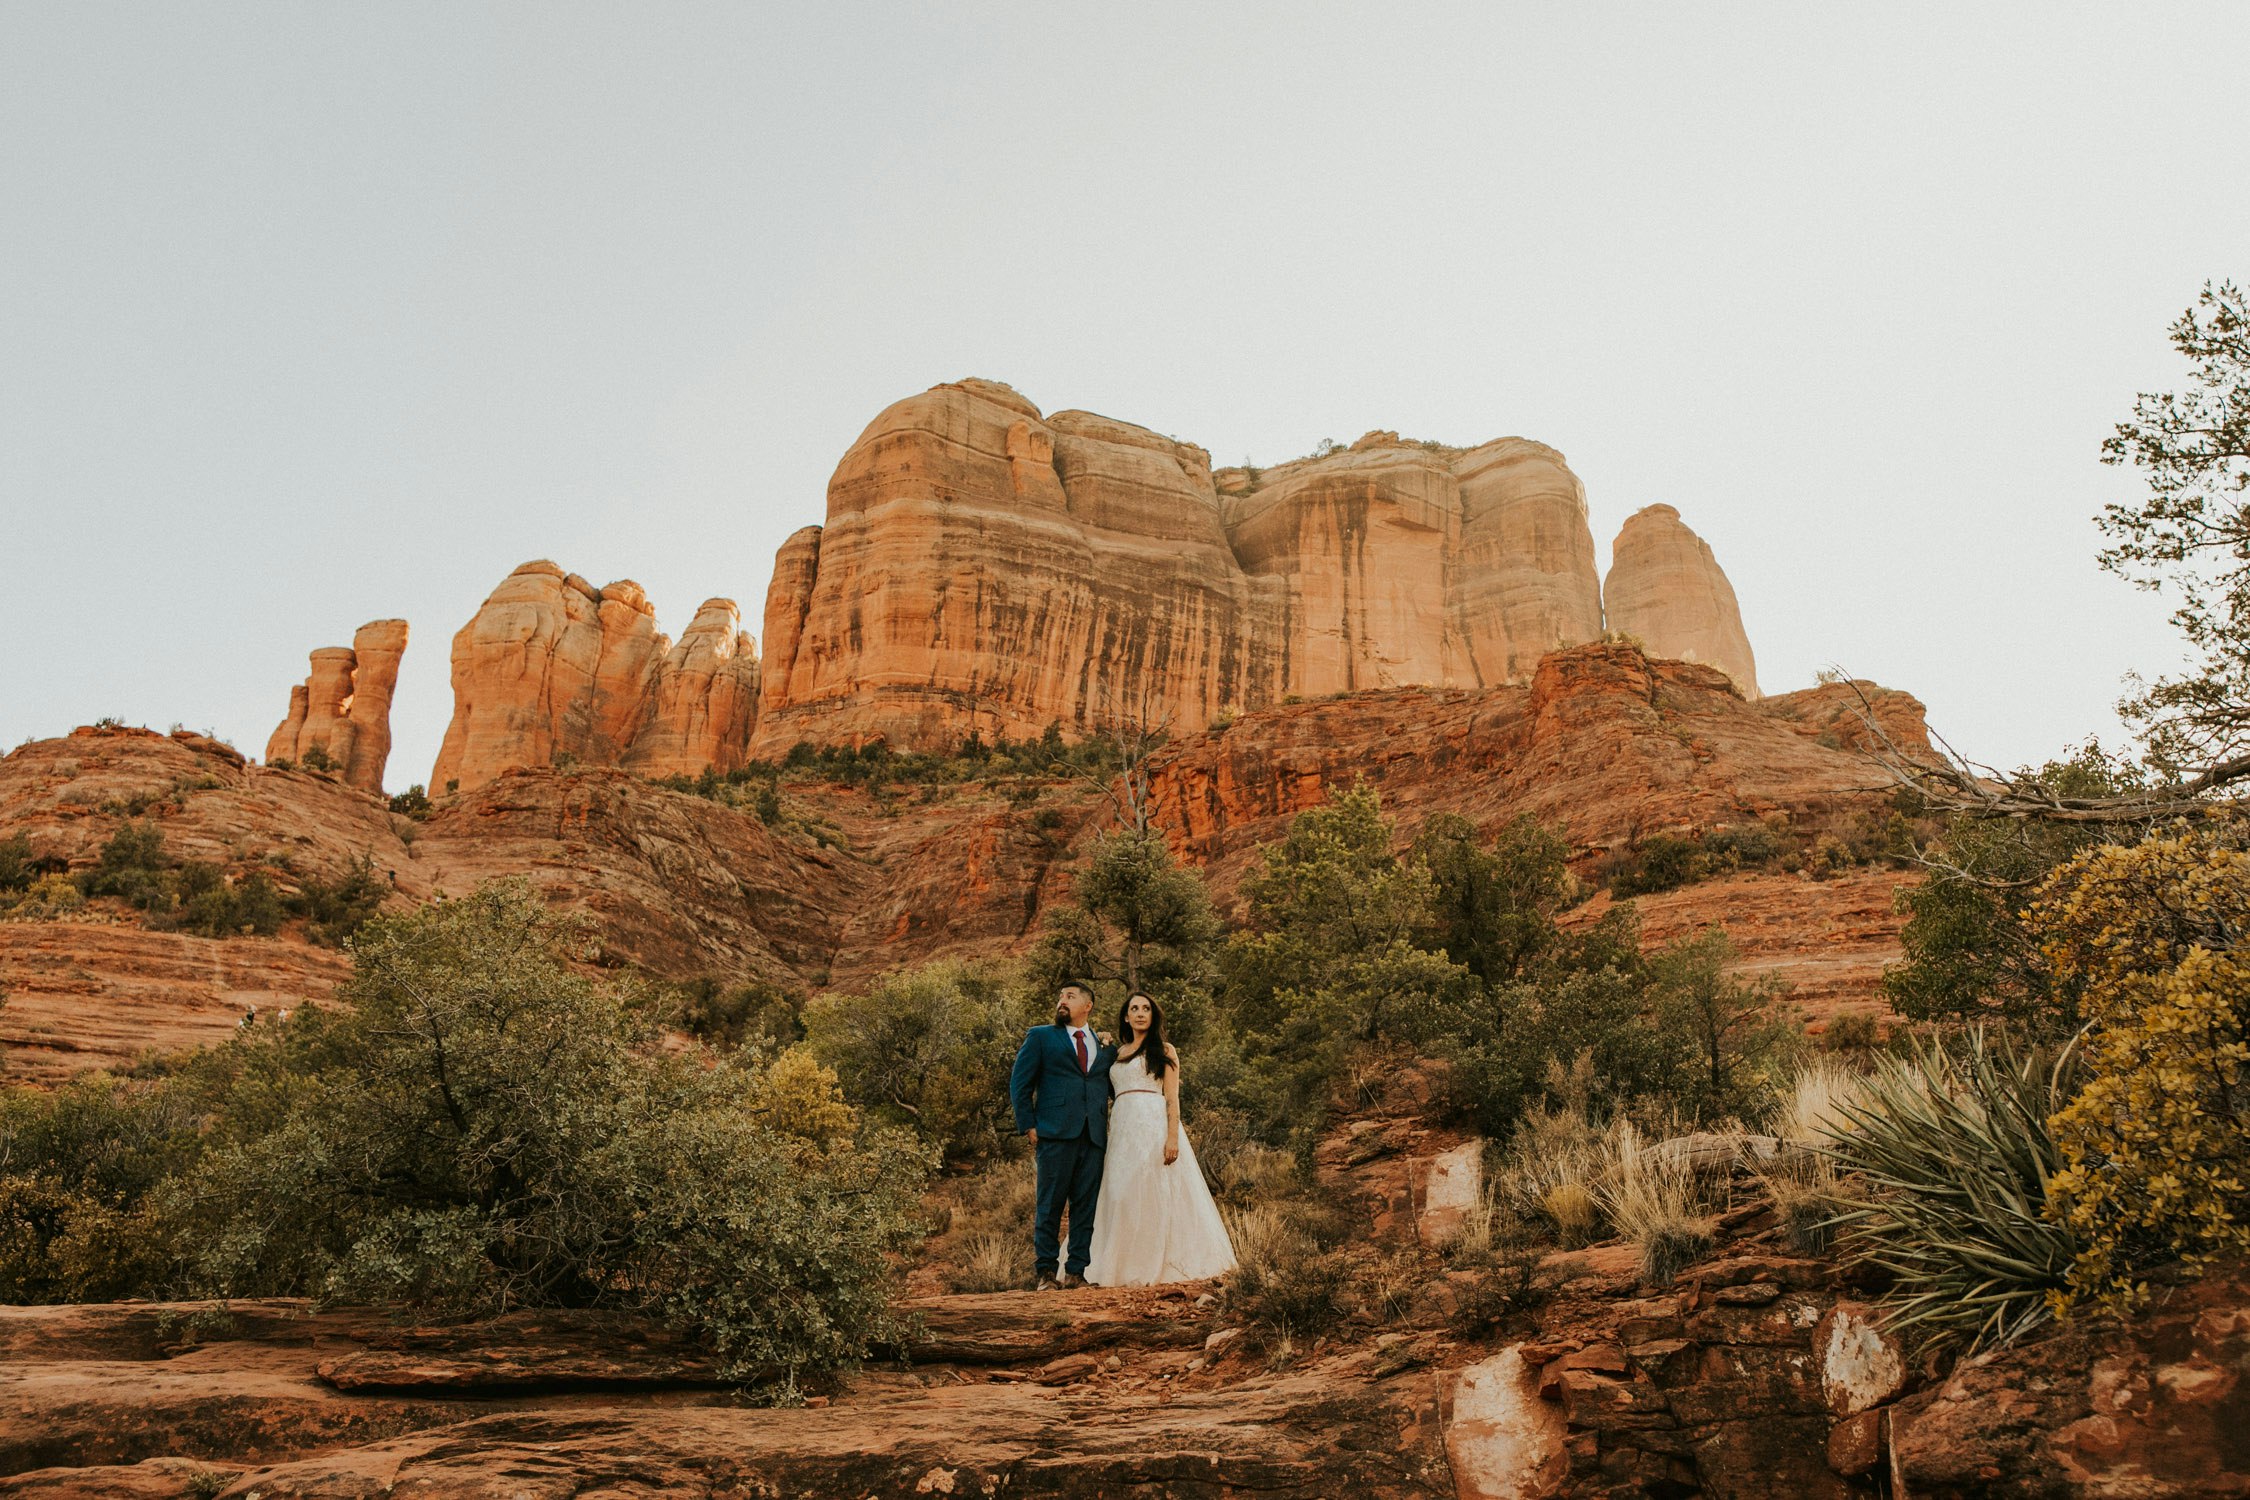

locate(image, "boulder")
(1814, 1302), (1906, 1417)
(1603, 503), (1760, 698)
(1888, 1273), (2250, 1498)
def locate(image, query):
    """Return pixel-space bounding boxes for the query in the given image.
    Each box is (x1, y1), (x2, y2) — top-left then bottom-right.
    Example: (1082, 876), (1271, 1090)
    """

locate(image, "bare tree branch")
(1836, 676), (2250, 827)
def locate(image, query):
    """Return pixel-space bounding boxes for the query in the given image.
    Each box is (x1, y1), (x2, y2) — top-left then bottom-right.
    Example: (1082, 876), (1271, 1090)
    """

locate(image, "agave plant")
(1821, 1029), (2080, 1354)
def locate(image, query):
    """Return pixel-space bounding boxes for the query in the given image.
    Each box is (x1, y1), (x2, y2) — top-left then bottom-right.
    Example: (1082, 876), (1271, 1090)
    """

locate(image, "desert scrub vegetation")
(2, 822), (387, 945)
(654, 723), (1136, 807)
(927, 1155), (1038, 1293)
(1598, 803), (1920, 897)
(0, 880), (930, 1395)
(801, 958), (1043, 1163)
(1822, 1031), (2079, 1354)
(2032, 821), (2250, 1313)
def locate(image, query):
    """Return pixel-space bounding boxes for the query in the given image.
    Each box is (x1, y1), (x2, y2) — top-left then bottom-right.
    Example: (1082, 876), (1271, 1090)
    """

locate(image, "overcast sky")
(5, 3), (2240, 791)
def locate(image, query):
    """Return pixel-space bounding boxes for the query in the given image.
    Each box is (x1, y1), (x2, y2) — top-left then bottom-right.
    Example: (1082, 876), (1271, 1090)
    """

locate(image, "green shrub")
(163, 880), (931, 1390)
(79, 821), (171, 909)
(2034, 824), (2250, 1312)
(669, 977), (804, 1052)
(1824, 1031), (2078, 1354)
(387, 785), (432, 818)
(802, 959), (1036, 1161)
(1608, 834), (1706, 896)
(0, 834), (35, 892)
(286, 855), (385, 946)
(1884, 744), (2141, 1036)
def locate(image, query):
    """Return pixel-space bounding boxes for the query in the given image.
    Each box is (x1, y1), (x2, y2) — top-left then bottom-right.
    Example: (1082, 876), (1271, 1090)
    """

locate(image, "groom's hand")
(1026, 1128), (1038, 1144)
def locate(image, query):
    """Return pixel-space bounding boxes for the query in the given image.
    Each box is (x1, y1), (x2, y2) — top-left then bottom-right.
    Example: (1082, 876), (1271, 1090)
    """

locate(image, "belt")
(1113, 1088), (1161, 1098)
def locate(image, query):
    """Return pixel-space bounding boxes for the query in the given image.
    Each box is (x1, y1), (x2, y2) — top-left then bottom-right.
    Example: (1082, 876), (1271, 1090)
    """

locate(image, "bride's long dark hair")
(1116, 992), (1169, 1079)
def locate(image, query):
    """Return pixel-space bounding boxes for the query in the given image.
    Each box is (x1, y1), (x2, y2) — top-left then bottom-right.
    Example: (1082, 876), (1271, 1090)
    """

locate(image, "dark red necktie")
(1074, 1030), (1088, 1072)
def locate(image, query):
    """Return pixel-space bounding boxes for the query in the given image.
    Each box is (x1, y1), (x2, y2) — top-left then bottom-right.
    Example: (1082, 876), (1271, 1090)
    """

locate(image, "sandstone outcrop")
(4, 645), (1927, 1086)
(263, 619), (408, 792)
(430, 564), (759, 791)
(1603, 504), (1760, 698)
(622, 598), (760, 779)
(751, 381), (1618, 752)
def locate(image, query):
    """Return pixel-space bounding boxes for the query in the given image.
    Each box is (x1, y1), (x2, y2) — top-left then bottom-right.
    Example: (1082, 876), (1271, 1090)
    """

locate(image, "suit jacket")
(1009, 1024), (1115, 1146)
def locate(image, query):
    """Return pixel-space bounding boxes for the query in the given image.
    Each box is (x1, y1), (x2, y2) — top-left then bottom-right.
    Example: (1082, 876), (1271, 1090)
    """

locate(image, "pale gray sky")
(5, 3), (2238, 791)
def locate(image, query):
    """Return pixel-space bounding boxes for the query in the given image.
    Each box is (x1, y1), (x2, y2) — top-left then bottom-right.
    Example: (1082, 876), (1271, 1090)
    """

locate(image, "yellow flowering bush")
(2033, 822), (2250, 1311)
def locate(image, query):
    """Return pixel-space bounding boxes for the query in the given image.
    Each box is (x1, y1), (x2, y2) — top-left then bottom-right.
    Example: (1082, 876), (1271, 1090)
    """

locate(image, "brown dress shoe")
(1034, 1275), (1059, 1292)
(1060, 1272), (1088, 1289)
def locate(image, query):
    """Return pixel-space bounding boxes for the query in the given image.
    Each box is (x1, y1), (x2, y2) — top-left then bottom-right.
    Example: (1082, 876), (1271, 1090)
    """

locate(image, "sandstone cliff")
(8, 643), (1925, 1084)
(1604, 503), (1760, 698)
(751, 382), (1621, 753)
(263, 619), (408, 793)
(430, 564), (759, 791)
(424, 383), (1760, 773)
(623, 598), (761, 779)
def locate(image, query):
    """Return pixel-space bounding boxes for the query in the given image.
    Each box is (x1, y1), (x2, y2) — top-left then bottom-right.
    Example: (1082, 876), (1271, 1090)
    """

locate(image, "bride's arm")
(1163, 1044), (1181, 1165)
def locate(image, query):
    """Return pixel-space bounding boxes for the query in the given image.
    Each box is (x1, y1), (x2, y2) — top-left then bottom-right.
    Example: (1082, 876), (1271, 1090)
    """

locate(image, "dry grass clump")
(1755, 1057), (1868, 1252)
(1221, 1198), (1350, 1349)
(933, 1157), (1038, 1293)
(1596, 1119), (1716, 1285)
(1492, 1057), (1610, 1248)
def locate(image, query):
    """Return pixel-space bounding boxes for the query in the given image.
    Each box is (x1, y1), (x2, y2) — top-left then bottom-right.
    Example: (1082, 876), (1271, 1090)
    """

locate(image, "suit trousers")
(1033, 1129), (1106, 1276)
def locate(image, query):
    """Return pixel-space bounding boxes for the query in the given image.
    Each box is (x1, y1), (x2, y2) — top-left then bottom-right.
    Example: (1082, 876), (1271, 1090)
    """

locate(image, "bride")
(1084, 992), (1237, 1286)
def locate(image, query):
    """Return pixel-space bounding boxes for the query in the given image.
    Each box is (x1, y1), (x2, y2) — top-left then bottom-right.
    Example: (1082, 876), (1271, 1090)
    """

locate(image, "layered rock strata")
(752, 381), (1622, 752)
(264, 619), (408, 792)
(421, 383), (1759, 773)
(1604, 503), (1760, 697)
(430, 563), (757, 791)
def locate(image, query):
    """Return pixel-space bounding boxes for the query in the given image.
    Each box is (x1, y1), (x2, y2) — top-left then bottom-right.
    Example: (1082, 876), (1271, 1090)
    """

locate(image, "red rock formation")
(750, 382), (1616, 754)
(1604, 503), (1760, 698)
(4, 645), (1926, 1085)
(431, 565), (761, 791)
(624, 599), (760, 778)
(263, 619), (408, 792)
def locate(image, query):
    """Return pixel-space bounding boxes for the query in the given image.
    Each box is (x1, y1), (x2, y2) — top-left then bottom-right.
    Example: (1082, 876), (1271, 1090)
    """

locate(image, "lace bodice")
(1111, 1050), (1164, 1097)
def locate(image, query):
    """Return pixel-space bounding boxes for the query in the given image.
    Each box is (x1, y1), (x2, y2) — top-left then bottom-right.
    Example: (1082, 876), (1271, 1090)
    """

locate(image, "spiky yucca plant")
(1823, 1030), (2080, 1354)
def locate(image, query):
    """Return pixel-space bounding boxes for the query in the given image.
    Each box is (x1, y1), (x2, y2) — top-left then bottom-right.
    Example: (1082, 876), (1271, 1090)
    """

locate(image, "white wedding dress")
(1085, 1051), (1237, 1286)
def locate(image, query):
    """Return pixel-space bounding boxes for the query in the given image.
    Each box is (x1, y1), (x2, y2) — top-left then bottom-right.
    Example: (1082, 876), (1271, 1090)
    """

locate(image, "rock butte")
(1604, 503), (1759, 697)
(419, 380), (1762, 787)
(431, 563), (757, 791)
(264, 619), (408, 794)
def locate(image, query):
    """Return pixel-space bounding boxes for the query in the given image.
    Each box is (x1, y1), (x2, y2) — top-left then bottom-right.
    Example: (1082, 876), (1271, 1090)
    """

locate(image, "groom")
(1008, 980), (1113, 1290)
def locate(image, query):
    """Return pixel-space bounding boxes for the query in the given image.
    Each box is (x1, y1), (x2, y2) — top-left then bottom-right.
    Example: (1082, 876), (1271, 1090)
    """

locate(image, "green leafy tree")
(1026, 828), (1218, 999)
(1885, 744), (2142, 1035)
(2100, 281), (2250, 784)
(1646, 928), (1797, 1120)
(1414, 813), (1573, 987)
(157, 880), (929, 1389)
(1223, 784), (1465, 1046)
(802, 959), (1035, 1160)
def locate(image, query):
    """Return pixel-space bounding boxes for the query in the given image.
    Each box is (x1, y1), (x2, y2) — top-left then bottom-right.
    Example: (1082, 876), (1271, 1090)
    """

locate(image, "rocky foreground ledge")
(5, 1257), (2243, 1498)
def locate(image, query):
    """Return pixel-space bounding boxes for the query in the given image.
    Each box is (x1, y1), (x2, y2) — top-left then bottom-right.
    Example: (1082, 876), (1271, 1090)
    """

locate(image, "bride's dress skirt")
(1085, 1080), (1237, 1287)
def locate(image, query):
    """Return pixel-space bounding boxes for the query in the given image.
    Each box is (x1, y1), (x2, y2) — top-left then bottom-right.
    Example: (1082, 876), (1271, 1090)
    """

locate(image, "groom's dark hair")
(1053, 979), (1094, 1027)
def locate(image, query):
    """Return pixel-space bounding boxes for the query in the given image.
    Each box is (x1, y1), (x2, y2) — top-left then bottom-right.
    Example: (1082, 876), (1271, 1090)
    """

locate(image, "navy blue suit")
(1009, 1023), (1113, 1277)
